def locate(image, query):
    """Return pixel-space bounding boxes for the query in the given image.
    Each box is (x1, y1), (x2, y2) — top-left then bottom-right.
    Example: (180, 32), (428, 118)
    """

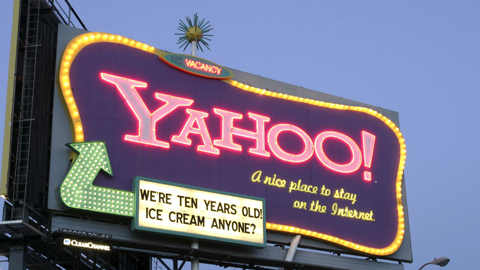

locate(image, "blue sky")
(1, 1), (480, 269)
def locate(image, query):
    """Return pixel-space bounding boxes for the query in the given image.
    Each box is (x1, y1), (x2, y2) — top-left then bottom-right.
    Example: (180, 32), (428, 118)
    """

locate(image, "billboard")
(49, 25), (408, 256)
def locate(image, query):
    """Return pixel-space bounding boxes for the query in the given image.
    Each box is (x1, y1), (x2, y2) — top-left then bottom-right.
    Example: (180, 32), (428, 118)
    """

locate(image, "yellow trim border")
(59, 32), (407, 256)
(1, 0), (22, 196)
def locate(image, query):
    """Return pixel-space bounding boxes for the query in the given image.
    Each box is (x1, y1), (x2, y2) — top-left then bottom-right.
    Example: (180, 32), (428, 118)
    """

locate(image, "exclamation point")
(362, 131), (376, 182)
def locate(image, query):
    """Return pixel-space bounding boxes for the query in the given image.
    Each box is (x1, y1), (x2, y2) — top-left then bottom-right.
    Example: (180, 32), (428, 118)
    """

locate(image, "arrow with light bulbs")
(60, 141), (134, 217)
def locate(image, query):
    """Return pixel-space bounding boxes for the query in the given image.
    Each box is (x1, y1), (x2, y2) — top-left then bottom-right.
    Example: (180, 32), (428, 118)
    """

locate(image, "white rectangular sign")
(132, 177), (266, 246)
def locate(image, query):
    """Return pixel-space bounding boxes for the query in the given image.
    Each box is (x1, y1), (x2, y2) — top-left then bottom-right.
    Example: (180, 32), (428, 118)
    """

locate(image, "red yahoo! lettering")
(171, 109), (219, 155)
(267, 124), (314, 163)
(314, 131), (362, 173)
(214, 108), (270, 157)
(101, 73), (193, 148)
(100, 73), (376, 178)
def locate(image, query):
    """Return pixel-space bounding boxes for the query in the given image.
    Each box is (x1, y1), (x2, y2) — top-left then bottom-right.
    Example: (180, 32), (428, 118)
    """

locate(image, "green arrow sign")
(60, 141), (134, 217)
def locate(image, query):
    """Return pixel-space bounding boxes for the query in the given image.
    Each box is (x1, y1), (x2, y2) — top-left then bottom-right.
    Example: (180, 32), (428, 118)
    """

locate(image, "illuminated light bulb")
(231, 81), (238, 86)
(63, 62), (70, 67)
(77, 39), (83, 44)
(135, 42), (142, 48)
(122, 38), (129, 44)
(129, 40), (135, 46)
(238, 83), (244, 88)
(72, 44), (78, 49)
(67, 49), (74, 54)
(95, 34), (101, 39)
(109, 35), (115, 41)
(83, 36), (89, 42)
(117, 35), (122, 42)
(63, 68), (69, 73)
(89, 34), (94, 40)
(244, 85), (249, 90)
(149, 46), (155, 52)
(63, 82), (69, 87)
(142, 44), (148, 50)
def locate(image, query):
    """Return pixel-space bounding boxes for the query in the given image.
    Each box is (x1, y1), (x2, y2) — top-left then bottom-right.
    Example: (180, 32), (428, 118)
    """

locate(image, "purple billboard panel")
(57, 32), (406, 256)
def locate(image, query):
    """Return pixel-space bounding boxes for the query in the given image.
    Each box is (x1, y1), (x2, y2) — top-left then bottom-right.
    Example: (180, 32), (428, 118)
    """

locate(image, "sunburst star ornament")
(175, 13), (213, 56)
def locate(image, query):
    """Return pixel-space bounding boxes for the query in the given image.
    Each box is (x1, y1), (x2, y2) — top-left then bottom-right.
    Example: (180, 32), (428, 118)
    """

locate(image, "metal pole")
(419, 263), (431, 270)
(68, 6), (71, 26)
(191, 240), (199, 270)
(191, 41), (197, 56)
(280, 235), (301, 270)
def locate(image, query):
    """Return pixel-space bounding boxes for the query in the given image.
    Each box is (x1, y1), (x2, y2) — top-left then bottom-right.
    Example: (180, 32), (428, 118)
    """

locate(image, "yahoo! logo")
(101, 73), (376, 181)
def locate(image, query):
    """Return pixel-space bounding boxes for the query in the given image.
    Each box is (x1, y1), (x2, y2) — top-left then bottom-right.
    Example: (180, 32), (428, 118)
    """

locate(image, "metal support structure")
(12, 0), (41, 221)
(47, 0), (87, 30)
(8, 235), (26, 270)
(191, 240), (199, 270)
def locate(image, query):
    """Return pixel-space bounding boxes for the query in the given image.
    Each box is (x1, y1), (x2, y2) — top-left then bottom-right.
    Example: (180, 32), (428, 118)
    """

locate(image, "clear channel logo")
(63, 238), (110, 251)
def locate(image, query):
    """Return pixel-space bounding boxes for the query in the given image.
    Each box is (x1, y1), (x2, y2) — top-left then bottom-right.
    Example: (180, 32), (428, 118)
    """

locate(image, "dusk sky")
(1, 1), (479, 269)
